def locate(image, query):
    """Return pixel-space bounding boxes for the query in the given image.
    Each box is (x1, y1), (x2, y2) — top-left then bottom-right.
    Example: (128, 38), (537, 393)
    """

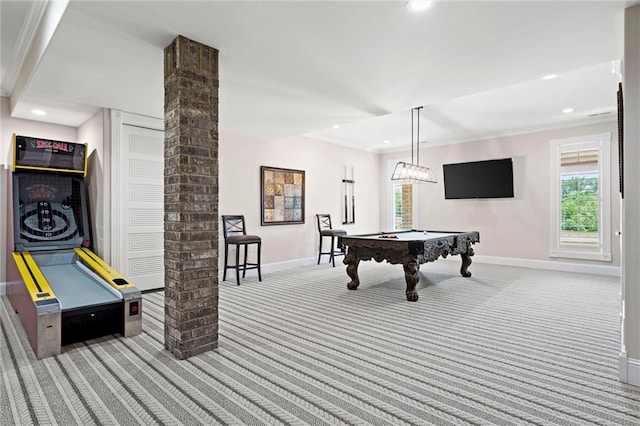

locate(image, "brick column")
(163, 35), (219, 359)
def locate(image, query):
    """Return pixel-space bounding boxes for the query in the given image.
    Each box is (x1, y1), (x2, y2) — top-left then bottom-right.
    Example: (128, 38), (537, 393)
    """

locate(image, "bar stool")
(316, 214), (347, 267)
(222, 215), (262, 285)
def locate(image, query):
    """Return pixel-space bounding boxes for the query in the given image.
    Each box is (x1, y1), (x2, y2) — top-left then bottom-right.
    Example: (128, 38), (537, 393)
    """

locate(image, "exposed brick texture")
(164, 35), (219, 359)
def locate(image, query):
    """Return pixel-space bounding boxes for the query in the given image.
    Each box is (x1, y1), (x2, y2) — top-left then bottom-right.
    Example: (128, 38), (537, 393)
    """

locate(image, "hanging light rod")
(391, 106), (437, 184)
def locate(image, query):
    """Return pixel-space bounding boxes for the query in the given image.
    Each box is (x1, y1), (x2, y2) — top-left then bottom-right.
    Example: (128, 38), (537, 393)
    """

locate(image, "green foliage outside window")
(561, 173), (599, 233)
(394, 190), (402, 216)
(393, 184), (412, 230)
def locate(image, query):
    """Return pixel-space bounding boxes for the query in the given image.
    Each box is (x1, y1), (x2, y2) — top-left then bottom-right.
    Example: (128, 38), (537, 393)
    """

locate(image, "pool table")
(339, 230), (480, 301)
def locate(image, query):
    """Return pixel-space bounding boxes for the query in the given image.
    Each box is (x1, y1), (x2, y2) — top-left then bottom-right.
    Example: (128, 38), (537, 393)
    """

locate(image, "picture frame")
(260, 166), (305, 225)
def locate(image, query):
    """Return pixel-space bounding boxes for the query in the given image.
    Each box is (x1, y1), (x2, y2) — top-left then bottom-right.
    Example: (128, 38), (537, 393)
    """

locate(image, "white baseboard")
(261, 256), (319, 274)
(248, 253), (620, 279)
(219, 256), (319, 281)
(242, 254), (620, 280)
(619, 352), (640, 386)
(5, 255), (619, 292)
(459, 254), (621, 277)
(630, 358), (640, 387)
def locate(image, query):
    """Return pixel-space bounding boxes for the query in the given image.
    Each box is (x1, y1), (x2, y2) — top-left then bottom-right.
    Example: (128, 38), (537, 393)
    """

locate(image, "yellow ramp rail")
(74, 248), (135, 290)
(11, 252), (58, 303)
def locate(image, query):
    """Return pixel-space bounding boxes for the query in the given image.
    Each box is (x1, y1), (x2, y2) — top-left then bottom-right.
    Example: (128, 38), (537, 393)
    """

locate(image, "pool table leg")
(344, 248), (360, 290)
(460, 247), (474, 277)
(403, 257), (419, 302)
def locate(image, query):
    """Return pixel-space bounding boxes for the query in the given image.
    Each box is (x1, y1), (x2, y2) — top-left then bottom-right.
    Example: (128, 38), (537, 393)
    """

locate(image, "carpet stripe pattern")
(1, 260), (639, 425)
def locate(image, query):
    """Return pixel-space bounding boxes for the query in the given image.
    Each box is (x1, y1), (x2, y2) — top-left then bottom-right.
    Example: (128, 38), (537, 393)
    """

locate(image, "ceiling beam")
(1, 0), (47, 96)
(8, 0), (69, 114)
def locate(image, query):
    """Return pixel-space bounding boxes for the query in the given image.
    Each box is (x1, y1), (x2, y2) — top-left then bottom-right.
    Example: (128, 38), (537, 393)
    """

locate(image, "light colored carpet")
(2, 260), (639, 425)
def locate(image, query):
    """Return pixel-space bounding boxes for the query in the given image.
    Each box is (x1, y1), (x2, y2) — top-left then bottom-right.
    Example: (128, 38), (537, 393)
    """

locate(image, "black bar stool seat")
(222, 215), (262, 285)
(316, 214), (346, 267)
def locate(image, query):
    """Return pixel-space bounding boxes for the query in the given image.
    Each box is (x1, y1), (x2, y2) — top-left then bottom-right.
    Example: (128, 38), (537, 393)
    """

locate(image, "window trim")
(391, 182), (415, 231)
(549, 133), (611, 261)
(387, 159), (418, 230)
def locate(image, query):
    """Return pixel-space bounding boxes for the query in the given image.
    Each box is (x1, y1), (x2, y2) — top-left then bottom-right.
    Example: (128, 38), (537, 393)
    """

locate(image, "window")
(393, 183), (413, 230)
(388, 159), (418, 230)
(549, 133), (611, 261)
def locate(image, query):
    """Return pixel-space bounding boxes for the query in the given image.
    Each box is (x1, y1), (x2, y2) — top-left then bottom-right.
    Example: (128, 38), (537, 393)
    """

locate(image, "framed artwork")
(260, 166), (305, 225)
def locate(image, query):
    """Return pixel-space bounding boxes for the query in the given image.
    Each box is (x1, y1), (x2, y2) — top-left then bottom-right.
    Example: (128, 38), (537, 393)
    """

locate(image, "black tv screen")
(443, 158), (514, 199)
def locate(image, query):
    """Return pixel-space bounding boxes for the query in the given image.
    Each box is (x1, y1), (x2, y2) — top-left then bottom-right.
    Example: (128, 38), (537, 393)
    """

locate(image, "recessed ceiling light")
(31, 109), (46, 116)
(562, 108), (574, 113)
(332, 124), (339, 129)
(542, 74), (558, 80)
(383, 140), (390, 144)
(407, 1), (433, 13)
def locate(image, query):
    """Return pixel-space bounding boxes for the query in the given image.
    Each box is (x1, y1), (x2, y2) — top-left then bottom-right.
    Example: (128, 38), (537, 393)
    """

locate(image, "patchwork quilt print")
(262, 167), (304, 224)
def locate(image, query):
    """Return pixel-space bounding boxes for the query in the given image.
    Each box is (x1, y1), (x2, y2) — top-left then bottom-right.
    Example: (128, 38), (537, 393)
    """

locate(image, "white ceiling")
(1, 0), (634, 153)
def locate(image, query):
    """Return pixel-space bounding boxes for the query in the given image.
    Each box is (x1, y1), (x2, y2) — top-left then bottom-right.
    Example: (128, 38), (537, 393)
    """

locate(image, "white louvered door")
(118, 124), (164, 291)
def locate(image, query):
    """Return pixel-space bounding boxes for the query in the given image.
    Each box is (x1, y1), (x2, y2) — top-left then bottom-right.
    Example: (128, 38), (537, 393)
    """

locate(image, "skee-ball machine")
(6, 134), (142, 359)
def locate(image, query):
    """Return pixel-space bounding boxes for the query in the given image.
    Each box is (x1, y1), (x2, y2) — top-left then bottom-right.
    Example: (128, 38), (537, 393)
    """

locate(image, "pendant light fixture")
(391, 106), (437, 183)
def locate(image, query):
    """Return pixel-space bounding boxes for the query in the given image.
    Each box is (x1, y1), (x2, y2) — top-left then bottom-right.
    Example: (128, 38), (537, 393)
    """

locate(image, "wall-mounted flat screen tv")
(443, 158), (514, 199)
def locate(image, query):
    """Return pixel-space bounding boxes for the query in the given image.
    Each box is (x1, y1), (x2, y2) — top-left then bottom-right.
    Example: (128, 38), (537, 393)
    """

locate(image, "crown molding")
(0, 1), (49, 96)
(374, 115), (617, 154)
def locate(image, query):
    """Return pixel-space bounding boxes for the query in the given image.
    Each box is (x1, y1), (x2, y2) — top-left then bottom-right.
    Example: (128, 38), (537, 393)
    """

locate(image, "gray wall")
(218, 132), (381, 267)
(379, 121), (620, 269)
(622, 3), (640, 380)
